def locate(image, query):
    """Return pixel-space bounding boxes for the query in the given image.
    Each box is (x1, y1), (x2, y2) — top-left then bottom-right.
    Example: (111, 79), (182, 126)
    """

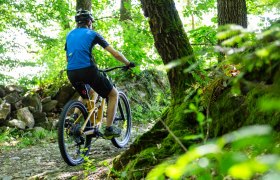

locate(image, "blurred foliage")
(217, 22), (280, 77)
(147, 125), (280, 179)
(183, 0), (216, 19)
(247, 0), (280, 14)
(146, 16), (280, 180)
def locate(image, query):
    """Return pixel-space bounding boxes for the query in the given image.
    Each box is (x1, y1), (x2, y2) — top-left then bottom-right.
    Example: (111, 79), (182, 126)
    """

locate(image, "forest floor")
(0, 123), (152, 180)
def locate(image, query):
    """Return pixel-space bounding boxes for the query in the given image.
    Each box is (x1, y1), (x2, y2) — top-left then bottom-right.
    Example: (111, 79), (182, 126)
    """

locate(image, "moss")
(209, 82), (280, 137)
(244, 84), (280, 128)
(209, 88), (245, 136)
(166, 100), (197, 130)
(122, 147), (160, 179)
(112, 102), (197, 179)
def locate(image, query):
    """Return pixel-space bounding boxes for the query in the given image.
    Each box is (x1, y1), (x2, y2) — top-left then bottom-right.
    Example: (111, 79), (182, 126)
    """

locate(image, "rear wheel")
(111, 91), (132, 148)
(58, 100), (91, 166)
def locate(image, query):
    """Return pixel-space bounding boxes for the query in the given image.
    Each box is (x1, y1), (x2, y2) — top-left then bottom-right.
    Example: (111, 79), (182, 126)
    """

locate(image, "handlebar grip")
(129, 62), (135, 68)
(123, 62), (136, 70)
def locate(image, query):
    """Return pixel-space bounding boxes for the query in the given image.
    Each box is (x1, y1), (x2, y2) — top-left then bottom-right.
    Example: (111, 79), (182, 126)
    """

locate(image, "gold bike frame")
(74, 92), (106, 135)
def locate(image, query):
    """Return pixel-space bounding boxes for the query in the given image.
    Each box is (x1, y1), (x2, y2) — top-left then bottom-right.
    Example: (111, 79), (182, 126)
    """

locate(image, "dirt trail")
(0, 125), (149, 180)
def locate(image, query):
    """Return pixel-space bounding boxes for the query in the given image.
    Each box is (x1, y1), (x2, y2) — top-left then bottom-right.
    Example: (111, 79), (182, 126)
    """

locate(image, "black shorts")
(67, 65), (113, 99)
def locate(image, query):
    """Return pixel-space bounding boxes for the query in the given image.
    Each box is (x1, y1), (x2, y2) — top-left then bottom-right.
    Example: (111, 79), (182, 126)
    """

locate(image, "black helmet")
(75, 9), (94, 23)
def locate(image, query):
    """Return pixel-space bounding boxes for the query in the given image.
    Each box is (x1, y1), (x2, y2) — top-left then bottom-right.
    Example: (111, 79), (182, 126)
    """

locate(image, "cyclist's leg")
(67, 68), (97, 116)
(106, 87), (119, 127)
(87, 69), (121, 137)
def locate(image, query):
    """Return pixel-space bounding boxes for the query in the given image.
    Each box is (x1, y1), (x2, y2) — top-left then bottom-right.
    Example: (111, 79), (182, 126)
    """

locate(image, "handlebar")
(61, 63), (135, 74)
(99, 66), (126, 73)
(99, 63), (135, 73)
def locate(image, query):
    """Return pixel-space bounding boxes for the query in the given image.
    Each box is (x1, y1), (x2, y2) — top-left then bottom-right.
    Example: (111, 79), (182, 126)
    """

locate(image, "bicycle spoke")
(58, 100), (92, 166)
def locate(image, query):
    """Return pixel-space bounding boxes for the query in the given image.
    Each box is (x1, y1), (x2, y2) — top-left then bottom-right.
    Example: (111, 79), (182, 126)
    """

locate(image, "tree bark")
(76, 0), (91, 11)
(111, 0), (198, 178)
(217, 0), (247, 62)
(217, 0), (248, 28)
(120, 0), (132, 21)
(141, 0), (195, 99)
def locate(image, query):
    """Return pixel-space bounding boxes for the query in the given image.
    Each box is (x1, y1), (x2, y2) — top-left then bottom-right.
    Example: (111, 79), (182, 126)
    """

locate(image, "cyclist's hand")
(128, 62), (135, 68)
(123, 62), (135, 70)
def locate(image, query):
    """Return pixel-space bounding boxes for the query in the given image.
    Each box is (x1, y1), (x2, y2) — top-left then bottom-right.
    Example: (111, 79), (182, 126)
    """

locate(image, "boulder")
(8, 119), (26, 130)
(5, 85), (24, 93)
(33, 111), (48, 125)
(22, 93), (42, 112)
(4, 92), (21, 110)
(17, 107), (35, 128)
(55, 84), (75, 108)
(42, 100), (58, 112)
(4, 92), (21, 104)
(0, 102), (11, 123)
(0, 85), (6, 98)
(47, 117), (59, 129)
(14, 100), (23, 110)
(41, 96), (52, 104)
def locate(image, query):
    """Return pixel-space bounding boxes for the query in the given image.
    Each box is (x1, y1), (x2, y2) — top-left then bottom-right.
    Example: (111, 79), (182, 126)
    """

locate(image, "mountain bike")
(58, 66), (132, 166)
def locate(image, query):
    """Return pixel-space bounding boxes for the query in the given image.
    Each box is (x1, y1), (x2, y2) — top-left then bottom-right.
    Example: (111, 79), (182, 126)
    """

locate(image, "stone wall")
(0, 84), (75, 130)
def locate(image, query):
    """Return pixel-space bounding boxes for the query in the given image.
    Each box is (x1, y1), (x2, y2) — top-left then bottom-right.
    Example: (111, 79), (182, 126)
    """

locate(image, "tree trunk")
(187, 0), (195, 29)
(141, 0), (195, 99)
(217, 0), (247, 62)
(76, 0), (91, 11)
(217, 0), (248, 28)
(111, 0), (197, 179)
(120, 0), (132, 21)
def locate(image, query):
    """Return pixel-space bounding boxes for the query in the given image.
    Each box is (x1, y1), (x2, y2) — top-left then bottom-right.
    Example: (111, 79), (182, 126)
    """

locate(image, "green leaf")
(197, 112), (205, 123)
(184, 134), (203, 141)
(189, 103), (197, 111)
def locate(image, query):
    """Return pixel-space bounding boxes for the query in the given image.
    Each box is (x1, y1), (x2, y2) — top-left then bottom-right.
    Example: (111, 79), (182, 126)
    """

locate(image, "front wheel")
(58, 100), (91, 166)
(111, 91), (132, 148)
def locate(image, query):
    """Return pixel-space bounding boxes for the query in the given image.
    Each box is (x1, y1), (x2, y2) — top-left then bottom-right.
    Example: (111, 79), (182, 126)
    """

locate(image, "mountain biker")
(65, 9), (134, 138)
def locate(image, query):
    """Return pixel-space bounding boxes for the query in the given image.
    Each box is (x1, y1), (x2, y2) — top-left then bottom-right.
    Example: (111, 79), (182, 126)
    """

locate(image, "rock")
(14, 100), (23, 110)
(28, 106), (36, 113)
(4, 92), (21, 111)
(55, 84), (75, 108)
(8, 119), (26, 130)
(0, 85), (6, 98)
(6, 85), (24, 93)
(2, 176), (13, 180)
(17, 107), (35, 128)
(46, 117), (58, 130)
(22, 93), (42, 112)
(0, 102), (11, 121)
(40, 121), (53, 130)
(4, 92), (21, 104)
(52, 119), (59, 129)
(42, 100), (58, 112)
(33, 111), (48, 125)
(41, 96), (52, 104)
(10, 156), (21, 161)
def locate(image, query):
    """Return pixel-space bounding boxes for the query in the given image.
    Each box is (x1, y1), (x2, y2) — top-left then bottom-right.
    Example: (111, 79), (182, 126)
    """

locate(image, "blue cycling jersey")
(65, 27), (109, 70)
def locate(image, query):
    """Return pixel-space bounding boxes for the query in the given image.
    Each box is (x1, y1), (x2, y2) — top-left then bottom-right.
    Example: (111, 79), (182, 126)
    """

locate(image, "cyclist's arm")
(94, 32), (130, 66)
(105, 46), (130, 66)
